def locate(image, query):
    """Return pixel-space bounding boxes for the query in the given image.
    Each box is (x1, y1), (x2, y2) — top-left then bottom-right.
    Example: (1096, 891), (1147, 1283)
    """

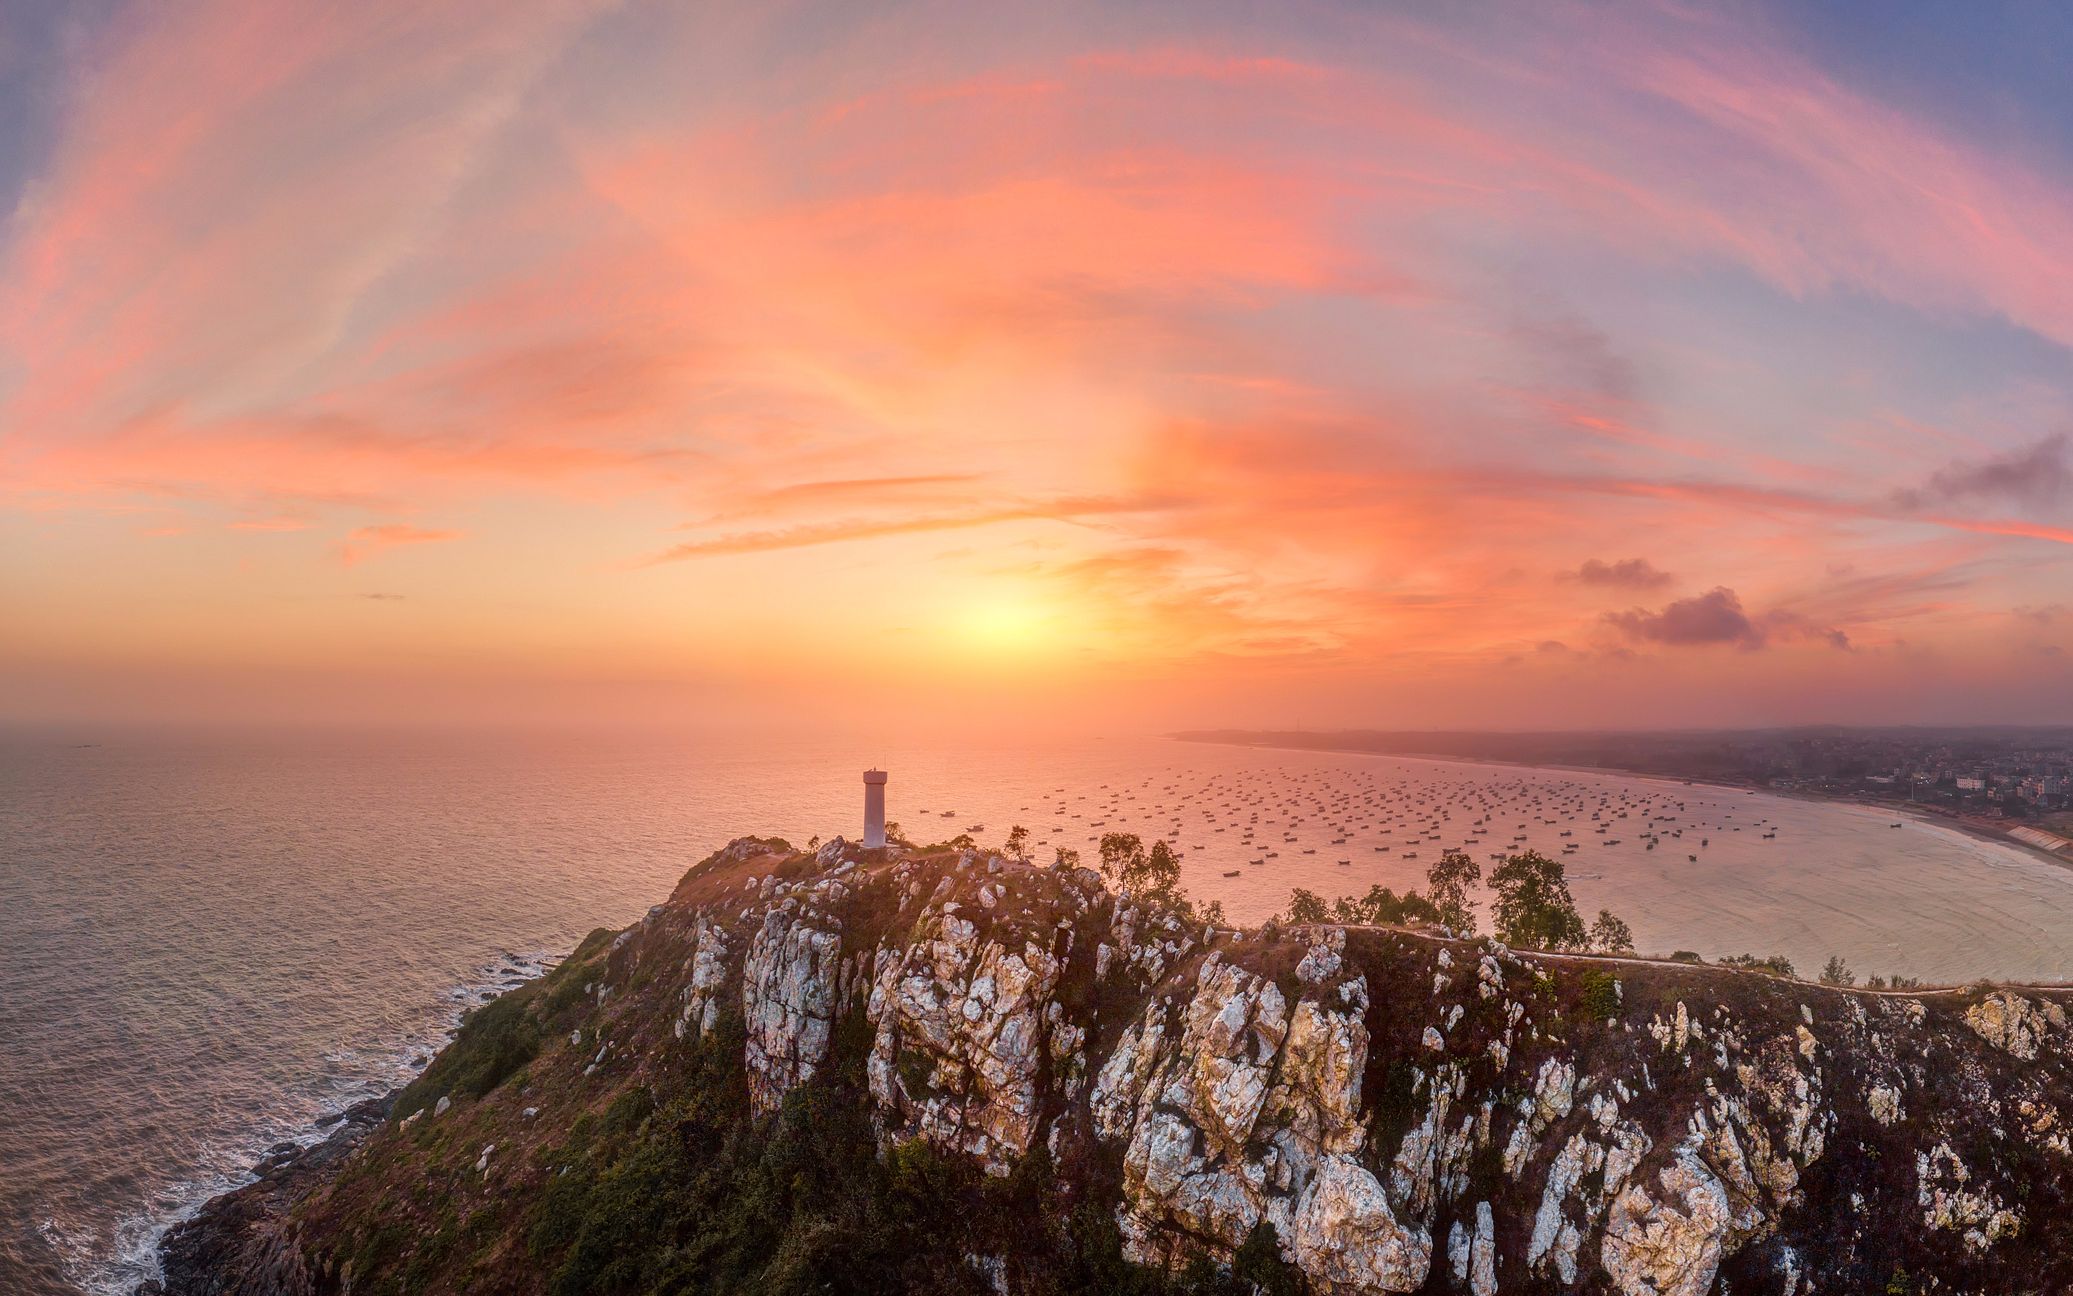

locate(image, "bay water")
(6, 726), (2073, 1294)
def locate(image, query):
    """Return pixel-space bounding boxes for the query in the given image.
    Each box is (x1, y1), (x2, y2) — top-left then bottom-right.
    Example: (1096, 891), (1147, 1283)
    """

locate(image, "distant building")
(863, 769), (888, 848)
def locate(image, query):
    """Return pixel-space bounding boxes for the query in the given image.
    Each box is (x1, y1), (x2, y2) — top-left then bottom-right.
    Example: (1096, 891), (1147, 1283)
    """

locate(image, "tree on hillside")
(1820, 954), (1856, 987)
(1053, 845), (1081, 869)
(1489, 850), (1587, 950)
(1719, 952), (1795, 977)
(1425, 849), (1482, 934)
(1098, 832), (1143, 883)
(1098, 831), (1184, 906)
(1140, 840), (1183, 901)
(1283, 888), (1329, 924)
(1589, 908), (1635, 955)
(1332, 884), (1442, 927)
(1285, 884), (1443, 928)
(1005, 825), (1031, 864)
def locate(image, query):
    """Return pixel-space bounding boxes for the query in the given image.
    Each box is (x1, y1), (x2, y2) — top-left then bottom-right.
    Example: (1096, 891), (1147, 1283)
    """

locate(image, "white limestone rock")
(865, 903), (1061, 1172)
(1917, 1140), (2021, 1251)
(741, 910), (844, 1114)
(681, 916), (733, 1039)
(1600, 1141), (1734, 1296)
(1965, 992), (2057, 1061)
(1290, 1156), (1432, 1294)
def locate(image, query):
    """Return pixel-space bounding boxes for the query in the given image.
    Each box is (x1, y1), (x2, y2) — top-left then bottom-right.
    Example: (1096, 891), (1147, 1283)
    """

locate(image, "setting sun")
(2, 2), (2068, 732)
(8, 6), (2073, 1296)
(950, 591), (1067, 665)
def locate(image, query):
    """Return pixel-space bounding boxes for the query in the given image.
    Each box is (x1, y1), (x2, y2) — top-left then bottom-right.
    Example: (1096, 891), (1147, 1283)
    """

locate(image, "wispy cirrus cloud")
(648, 494), (1181, 563)
(707, 475), (988, 521)
(334, 523), (461, 567)
(4, 0), (2072, 724)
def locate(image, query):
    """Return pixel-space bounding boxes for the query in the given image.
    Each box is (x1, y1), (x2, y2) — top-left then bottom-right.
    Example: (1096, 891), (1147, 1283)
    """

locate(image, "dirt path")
(1287, 919), (2073, 997)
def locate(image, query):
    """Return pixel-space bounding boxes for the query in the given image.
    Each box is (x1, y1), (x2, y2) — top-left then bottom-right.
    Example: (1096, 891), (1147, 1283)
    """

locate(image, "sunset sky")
(3, 0), (2070, 732)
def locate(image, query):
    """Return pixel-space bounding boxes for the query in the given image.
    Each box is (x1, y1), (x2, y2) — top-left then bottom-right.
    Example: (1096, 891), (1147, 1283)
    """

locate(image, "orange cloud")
(3, 2), (2071, 726)
(334, 523), (462, 567)
(649, 494), (1179, 562)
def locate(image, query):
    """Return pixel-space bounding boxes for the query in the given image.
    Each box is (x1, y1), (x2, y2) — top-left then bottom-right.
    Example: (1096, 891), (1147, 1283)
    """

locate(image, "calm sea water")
(7, 727), (2073, 1295)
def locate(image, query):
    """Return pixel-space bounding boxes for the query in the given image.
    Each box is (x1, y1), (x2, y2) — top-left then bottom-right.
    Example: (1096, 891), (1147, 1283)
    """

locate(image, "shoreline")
(136, 1091), (398, 1296)
(1171, 734), (2073, 877)
(108, 950), (561, 1296)
(1879, 802), (2073, 874)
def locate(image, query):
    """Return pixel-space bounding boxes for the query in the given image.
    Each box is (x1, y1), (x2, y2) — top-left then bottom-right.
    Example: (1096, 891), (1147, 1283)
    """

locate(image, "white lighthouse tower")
(862, 768), (888, 848)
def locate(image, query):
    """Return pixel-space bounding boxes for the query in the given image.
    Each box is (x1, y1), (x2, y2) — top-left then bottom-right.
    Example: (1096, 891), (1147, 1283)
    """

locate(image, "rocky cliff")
(152, 835), (2073, 1295)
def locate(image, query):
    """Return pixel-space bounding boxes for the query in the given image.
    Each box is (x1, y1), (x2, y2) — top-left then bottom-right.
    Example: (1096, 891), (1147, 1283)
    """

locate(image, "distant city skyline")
(3, 0), (2071, 731)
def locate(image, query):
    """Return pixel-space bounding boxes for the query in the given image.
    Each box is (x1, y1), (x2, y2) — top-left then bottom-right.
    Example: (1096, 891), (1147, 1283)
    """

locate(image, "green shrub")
(1719, 953), (1796, 977)
(396, 989), (542, 1117)
(407, 999), (1298, 1296)
(1370, 1059), (1419, 1153)
(1578, 970), (1620, 1023)
(895, 1047), (935, 1097)
(570, 928), (619, 961)
(600, 1085), (655, 1139)
(1230, 1221), (1302, 1296)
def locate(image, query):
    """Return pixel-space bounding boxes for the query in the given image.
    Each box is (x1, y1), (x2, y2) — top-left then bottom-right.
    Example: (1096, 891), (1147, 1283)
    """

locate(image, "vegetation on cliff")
(157, 834), (2073, 1296)
(300, 845), (1303, 1296)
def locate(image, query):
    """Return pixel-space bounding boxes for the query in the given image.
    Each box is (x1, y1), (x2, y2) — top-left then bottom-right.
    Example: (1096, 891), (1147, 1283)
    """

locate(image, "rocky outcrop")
(1600, 1141), (1732, 1296)
(1088, 940), (1429, 1291)
(1445, 1200), (1496, 1296)
(1916, 1140), (2021, 1251)
(866, 901), (1061, 1171)
(1963, 990), (2065, 1060)
(674, 915), (731, 1040)
(742, 909), (844, 1113)
(151, 835), (2073, 1296)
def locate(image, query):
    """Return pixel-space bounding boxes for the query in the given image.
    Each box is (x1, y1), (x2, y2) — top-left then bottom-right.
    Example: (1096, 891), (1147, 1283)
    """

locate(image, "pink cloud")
(3, 1), (2070, 723)
(1629, 41), (2073, 345)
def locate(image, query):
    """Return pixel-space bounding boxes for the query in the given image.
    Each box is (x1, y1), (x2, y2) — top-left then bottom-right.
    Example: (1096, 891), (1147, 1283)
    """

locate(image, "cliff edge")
(151, 835), (2073, 1295)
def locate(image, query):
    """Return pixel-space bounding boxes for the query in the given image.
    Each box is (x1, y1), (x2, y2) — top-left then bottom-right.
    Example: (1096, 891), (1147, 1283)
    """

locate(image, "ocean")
(7, 726), (2073, 1295)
